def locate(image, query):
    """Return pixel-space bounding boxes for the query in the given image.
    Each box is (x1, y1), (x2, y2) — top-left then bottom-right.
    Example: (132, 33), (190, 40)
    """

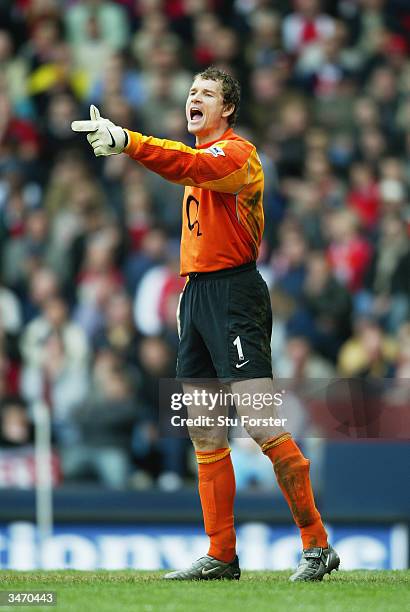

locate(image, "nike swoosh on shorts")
(235, 360), (249, 369)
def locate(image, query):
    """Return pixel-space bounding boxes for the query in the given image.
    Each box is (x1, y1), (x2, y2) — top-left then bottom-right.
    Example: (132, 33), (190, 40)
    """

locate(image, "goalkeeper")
(72, 66), (340, 582)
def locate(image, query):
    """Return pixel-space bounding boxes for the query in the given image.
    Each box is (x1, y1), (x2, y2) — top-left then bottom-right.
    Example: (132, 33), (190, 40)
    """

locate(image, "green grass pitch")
(0, 570), (408, 612)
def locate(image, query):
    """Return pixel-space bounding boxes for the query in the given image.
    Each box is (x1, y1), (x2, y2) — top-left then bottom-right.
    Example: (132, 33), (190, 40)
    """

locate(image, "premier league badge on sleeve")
(206, 145), (226, 157)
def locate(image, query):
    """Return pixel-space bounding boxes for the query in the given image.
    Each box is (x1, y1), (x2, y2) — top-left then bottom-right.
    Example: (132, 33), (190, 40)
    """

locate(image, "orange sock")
(262, 434), (328, 549)
(196, 448), (236, 563)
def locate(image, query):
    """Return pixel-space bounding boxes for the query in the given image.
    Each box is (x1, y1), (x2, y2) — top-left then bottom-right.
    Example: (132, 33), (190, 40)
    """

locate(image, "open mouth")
(190, 108), (203, 122)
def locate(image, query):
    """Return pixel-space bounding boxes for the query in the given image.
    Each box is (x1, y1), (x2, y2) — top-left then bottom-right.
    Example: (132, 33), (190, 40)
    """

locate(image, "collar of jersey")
(196, 128), (234, 149)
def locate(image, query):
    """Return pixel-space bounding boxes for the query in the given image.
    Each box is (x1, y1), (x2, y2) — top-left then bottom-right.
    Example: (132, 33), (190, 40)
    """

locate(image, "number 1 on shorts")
(233, 335), (245, 361)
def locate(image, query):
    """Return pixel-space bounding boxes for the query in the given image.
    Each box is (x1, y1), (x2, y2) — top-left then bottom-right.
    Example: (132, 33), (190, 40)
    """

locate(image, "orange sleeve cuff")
(124, 129), (142, 156)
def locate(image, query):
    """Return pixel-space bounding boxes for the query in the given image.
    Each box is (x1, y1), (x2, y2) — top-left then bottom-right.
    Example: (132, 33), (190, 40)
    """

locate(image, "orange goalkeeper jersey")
(124, 127), (264, 276)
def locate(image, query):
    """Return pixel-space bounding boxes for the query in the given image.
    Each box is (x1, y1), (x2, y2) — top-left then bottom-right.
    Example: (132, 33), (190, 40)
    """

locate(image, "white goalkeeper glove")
(71, 105), (128, 156)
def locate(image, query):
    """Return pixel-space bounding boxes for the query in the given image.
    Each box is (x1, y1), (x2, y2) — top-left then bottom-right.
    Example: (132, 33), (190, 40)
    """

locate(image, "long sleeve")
(124, 129), (253, 194)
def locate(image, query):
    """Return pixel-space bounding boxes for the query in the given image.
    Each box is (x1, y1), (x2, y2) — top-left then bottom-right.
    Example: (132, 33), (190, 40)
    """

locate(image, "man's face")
(186, 76), (232, 138)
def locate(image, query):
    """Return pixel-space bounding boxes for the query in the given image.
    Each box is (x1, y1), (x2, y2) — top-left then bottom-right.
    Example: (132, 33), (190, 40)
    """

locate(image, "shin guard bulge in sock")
(262, 434), (328, 549)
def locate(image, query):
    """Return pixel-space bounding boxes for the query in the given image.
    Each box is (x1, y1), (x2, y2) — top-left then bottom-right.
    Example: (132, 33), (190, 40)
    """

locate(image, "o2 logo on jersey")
(206, 145), (225, 158)
(186, 195), (202, 236)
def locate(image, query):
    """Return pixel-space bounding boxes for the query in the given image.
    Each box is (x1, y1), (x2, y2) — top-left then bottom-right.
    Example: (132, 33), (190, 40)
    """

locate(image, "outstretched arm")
(123, 130), (253, 194)
(72, 106), (254, 194)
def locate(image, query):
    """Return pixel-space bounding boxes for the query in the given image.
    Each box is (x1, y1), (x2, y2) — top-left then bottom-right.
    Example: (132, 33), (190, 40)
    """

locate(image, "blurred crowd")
(0, 0), (409, 490)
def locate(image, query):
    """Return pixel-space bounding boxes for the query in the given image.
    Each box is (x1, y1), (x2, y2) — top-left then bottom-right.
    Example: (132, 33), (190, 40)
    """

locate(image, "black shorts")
(176, 262), (273, 381)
